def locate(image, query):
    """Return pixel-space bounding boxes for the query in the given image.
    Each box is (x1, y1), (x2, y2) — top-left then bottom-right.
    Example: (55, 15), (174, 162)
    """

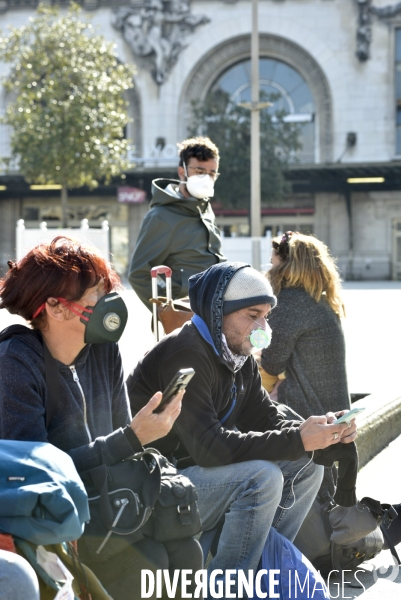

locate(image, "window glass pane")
(397, 127), (401, 154)
(23, 207), (39, 221)
(259, 59), (277, 81)
(396, 68), (401, 99)
(397, 237), (401, 262)
(396, 29), (401, 63)
(290, 85), (314, 114)
(271, 62), (303, 94)
(217, 62), (249, 94)
(210, 58), (315, 163)
(299, 122), (315, 163)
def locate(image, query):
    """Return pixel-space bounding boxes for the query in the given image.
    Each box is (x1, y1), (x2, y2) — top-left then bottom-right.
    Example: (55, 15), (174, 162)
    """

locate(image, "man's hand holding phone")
(325, 407), (364, 443)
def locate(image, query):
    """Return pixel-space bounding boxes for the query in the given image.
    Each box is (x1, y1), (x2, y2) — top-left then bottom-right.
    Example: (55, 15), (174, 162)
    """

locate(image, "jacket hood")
(150, 178), (210, 211)
(0, 325), (43, 356)
(188, 262), (250, 355)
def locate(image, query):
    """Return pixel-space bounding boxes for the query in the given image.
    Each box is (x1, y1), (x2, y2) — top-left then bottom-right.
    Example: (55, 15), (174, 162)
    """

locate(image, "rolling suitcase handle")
(151, 266), (172, 342)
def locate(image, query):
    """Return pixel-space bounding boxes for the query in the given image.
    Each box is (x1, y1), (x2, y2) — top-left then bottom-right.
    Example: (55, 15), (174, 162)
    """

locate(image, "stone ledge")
(354, 388), (401, 468)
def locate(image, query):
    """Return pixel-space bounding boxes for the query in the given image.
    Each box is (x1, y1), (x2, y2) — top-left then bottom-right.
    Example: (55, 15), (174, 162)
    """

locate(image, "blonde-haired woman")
(260, 231), (351, 419)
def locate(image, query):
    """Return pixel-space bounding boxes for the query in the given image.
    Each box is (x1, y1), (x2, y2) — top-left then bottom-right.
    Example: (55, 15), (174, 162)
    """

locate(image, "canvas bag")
(294, 469), (400, 576)
(0, 440), (89, 545)
(150, 296), (193, 334)
(249, 527), (329, 599)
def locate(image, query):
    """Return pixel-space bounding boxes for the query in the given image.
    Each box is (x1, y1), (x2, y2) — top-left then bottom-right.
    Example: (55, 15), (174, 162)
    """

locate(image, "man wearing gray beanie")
(127, 262), (357, 596)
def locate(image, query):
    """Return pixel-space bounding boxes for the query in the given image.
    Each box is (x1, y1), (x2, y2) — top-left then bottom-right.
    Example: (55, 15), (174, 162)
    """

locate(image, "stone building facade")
(1, 0), (401, 278)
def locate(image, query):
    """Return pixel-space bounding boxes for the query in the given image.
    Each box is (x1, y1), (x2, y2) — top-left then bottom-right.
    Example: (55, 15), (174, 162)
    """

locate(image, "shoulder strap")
(42, 338), (60, 429)
(0, 325), (59, 429)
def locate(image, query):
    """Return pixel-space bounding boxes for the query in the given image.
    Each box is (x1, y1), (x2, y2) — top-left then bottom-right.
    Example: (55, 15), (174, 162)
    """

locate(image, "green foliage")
(0, 2), (135, 193)
(188, 89), (301, 209)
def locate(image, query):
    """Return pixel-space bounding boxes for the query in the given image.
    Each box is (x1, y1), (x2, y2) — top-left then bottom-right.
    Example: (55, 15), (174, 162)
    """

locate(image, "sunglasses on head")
(272, 231), (298, 259)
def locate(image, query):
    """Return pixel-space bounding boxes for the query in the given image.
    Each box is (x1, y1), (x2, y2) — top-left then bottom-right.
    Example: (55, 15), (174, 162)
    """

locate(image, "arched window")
(209, 58), (315, 163)
(180, 34), (332, 164)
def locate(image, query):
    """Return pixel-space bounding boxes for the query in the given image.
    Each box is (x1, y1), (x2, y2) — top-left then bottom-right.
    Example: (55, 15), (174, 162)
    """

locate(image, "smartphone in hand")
(154, 368), (195, 413)
(333, 407), (365, 425)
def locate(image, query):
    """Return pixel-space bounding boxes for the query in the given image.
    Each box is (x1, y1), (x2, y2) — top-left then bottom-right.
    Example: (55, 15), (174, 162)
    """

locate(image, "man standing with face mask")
(127, 261), (359, 597)
(128, 136), (226, 310)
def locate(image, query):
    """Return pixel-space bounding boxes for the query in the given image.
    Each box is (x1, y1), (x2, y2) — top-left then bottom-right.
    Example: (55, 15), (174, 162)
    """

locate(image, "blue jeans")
(181, 455), (323, 580)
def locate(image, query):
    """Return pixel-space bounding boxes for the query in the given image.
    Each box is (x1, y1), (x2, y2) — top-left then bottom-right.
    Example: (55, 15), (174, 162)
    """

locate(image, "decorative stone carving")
(356, 0), (401, 62)
(356, 0), (372, 62)
(111, 0), (210, 85)
(370, 1), (401, 18)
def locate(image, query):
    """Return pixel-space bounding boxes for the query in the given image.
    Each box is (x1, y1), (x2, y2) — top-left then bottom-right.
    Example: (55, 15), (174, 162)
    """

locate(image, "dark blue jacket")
(0, 332), (141, 473)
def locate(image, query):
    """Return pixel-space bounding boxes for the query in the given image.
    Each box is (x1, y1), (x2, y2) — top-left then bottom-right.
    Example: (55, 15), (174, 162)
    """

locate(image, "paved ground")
(341, 281), (401, 396)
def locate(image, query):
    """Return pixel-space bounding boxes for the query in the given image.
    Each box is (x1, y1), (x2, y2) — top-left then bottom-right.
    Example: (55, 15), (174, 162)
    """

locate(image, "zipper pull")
(70, 365), (79, 382)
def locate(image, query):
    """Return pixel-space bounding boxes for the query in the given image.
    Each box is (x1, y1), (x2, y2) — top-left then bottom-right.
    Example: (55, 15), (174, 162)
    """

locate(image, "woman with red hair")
(0, 236), (201, 599)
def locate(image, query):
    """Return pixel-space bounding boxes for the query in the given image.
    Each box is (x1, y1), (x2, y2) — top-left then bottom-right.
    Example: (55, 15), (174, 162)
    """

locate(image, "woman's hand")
(130, 391), (184, 446)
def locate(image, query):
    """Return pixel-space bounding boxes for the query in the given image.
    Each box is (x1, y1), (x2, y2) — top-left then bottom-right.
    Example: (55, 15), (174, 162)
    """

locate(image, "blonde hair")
(268, 233), (345, 317)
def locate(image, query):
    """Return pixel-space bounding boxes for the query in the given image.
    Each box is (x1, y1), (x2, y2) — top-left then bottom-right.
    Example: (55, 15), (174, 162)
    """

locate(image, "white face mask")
(239, 312), (272, 350)
(249, 323), (272, 349)
(183, 164), (215, 199)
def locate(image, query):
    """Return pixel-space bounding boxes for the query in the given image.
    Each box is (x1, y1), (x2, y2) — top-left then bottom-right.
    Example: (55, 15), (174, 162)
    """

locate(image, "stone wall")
(0, 0), (399, 166)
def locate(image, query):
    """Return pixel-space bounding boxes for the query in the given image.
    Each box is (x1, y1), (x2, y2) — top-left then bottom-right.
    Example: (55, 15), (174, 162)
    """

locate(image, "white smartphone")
(333, 407), (365, 425)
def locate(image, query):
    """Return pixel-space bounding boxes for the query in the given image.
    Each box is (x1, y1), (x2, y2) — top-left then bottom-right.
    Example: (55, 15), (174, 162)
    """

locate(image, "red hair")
(0, 236), (121, 328)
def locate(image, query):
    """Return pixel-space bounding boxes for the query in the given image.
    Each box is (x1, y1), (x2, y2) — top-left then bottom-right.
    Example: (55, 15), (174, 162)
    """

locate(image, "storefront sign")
(117, 187), (146, 204)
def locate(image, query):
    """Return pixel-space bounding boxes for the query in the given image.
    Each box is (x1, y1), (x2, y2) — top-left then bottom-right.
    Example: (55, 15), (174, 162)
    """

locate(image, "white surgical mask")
(239, 312), (272, 349)
(249, 324), (272, 349)
(183, 164), (215, 199)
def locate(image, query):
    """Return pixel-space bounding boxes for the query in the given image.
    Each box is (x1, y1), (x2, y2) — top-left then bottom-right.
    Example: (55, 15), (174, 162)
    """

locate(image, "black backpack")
(294, 467), (401, 576)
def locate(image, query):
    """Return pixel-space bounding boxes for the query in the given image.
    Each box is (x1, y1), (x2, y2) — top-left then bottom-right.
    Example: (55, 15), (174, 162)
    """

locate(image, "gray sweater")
(261, 287), (350, 418)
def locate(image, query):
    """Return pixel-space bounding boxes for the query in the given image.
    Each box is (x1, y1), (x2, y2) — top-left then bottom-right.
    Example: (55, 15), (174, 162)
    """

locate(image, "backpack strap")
(357, 498), (401, 565)
(42, 337), (60, 429)
(0, 325), (59, 429)
(381, 524), (401, 565)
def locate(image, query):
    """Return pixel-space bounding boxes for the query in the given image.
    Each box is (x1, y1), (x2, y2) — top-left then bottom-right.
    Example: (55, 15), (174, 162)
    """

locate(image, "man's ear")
(177, 165), (186, 182)
(45, 298), (65, 322)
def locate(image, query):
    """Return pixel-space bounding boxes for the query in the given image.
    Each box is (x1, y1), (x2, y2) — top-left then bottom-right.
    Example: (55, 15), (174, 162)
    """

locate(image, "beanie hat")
(223, 267), (277, 315)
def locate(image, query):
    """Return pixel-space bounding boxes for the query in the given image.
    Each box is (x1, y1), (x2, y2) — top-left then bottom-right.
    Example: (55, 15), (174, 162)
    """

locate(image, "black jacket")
(127, 322), (305, 468)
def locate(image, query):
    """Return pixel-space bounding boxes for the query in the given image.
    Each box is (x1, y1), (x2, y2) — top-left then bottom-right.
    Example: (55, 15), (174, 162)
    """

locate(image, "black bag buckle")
(177, 504), (192, 526)
(177, 504), (191, 514)
(383, 505), (398, 530)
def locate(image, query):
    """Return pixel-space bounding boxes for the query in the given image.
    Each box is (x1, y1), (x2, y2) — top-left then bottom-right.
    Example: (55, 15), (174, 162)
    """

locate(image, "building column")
(127, 201), (149, 266)
(0, 199), (20, 277)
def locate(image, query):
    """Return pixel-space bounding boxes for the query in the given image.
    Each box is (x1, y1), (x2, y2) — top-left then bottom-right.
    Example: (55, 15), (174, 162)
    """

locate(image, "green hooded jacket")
(128, 178), (226, 309)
